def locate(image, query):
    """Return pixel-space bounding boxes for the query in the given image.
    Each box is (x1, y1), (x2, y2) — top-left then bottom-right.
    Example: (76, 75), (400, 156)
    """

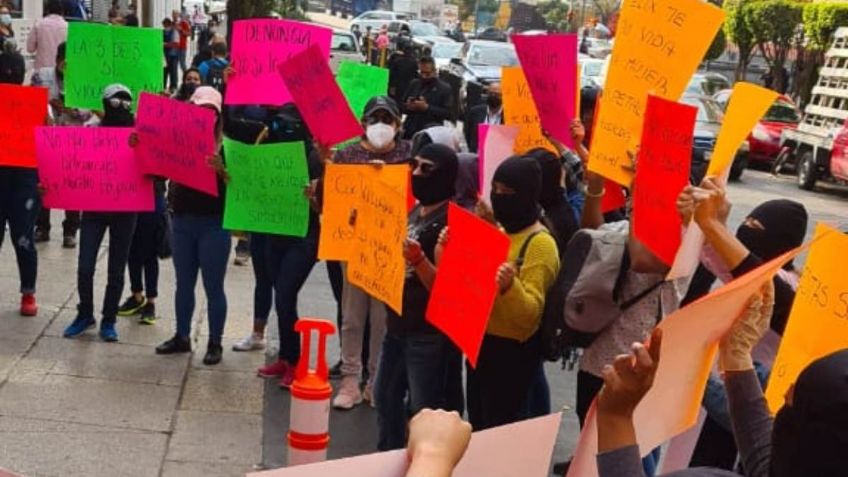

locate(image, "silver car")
(350, 10), (413, 33)
(330, 29), (361, 74)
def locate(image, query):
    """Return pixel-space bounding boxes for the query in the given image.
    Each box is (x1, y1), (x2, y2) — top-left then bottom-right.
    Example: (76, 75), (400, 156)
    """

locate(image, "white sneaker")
(332, 376), (363, 410)
(232, 333), (266, 352)
(363, 381), (375, 408)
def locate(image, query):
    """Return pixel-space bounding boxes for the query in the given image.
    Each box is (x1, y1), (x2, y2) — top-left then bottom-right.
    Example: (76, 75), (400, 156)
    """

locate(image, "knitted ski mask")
(526, 148), (565, 210)
(770, 349), (848, 477)
(411, 143), (458, 206)
(490, 156), (542, 233)
(736, 199), (807, 269)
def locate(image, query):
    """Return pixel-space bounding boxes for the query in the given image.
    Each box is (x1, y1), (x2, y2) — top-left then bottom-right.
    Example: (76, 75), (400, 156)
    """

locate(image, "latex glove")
(719, 281), (775, 372)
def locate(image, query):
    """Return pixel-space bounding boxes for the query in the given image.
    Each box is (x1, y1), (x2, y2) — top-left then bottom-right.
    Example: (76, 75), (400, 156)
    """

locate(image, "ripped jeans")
(0, 167), (40, 294)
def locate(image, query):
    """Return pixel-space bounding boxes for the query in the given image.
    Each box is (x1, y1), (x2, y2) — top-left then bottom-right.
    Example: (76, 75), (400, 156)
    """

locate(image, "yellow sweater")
(487, 228), (560, 342)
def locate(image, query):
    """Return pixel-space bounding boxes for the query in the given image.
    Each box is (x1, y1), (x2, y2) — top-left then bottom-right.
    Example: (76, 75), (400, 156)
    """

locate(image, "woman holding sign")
(154, 86), (230, 366)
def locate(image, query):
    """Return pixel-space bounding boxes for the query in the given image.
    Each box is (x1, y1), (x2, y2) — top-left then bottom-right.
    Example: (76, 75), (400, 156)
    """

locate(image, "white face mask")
(366, 123), (396, 149)
(0, 14), (12, 26)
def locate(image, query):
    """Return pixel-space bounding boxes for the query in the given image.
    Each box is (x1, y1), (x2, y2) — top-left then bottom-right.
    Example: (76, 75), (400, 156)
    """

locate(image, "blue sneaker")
(99, 322), (119, 342)
(64, 316), (96, 338)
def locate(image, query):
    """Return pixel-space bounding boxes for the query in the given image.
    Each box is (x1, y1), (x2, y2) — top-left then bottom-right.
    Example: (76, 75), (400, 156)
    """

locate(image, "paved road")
(0, 169), (844, 476)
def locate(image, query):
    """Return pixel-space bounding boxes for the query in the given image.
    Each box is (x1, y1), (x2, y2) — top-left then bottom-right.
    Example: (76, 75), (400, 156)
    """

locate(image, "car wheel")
(797, 150), (818, 191)
(729, 154), (747, 182)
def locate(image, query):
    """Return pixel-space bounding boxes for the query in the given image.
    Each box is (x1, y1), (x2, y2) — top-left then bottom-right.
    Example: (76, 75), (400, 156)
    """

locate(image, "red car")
(713, 90), (802, 165)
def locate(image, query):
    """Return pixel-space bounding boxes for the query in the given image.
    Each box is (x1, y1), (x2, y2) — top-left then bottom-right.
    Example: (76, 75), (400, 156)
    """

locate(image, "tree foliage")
(743, 0), (802, 92)
(705, 0), (726, 62)
(724, 0), (755, 80)
(803, 2), (848, 51)
(537, 0), (572, 32)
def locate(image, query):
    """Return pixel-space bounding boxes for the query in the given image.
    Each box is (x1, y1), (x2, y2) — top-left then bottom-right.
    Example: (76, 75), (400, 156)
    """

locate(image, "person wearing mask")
(374, 25), (390, 66)
(155, 86), (229, 365)
(162, 18), (180, 92)
(198, 40), (228, 94)
(0, 37), (24, 84)
(62, 85), (139, 343)
(375, 144), (464, 451)
(255, 104), (325, 387)
(387, 43), (419, 106)
(26, 0), (67, 70)
(174, 10), (191, 74)
(402, 57), (453, 139)
(124, 3), (139, 27)
(193, 21), (219, 67)
(0, 5), (13, 48)
(464, 82), (502, 153)
(526, 148), (579, 252)
(463, 156), (560, 430)
(329, 96), (411, 409)
(0, 40), (42, 317)
(173, 67), (202, 102)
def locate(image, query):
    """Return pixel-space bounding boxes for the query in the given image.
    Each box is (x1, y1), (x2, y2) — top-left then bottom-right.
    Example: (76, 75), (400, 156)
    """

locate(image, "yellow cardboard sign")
(502, 66), (556, 154)
(706, 82), (778, 177)
(317, 164), (408, 261)
(344, 176), (408, 314)
(587, 0), (725, 186)
(765, 223), (847, 413)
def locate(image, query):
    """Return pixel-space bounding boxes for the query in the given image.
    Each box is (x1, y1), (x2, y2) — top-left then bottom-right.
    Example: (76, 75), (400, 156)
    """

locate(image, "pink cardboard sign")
(36, 127), (154, 212)
(135, 92), (218, 196)
(227, 19), (332, 105)
(278, 44), (364, 147)
(481, 124), (520, 201)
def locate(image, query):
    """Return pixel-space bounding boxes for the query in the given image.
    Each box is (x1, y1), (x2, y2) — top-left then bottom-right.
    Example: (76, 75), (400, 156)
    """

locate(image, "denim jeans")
(0, 167), (40, 293)
(77, 212), (138, 324)
(326, 260), (343, 332)
(128, 195), (165, 298)
(375, 332), (464, 451)
(250, 234), (273, 324)
(172, 214), (230, 344)
(266, 235), (318, 364)
(522, 360), (551, 419)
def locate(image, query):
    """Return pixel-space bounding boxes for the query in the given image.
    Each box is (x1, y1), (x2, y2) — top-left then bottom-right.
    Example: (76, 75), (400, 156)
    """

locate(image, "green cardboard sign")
(65, 23), (163, 110)
(223, 138), (310, 237)
(335, 61), (389, 118)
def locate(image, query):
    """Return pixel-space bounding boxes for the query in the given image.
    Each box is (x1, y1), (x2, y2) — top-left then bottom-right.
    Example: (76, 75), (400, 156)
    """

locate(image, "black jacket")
(0, 50), (25, 85)
(401, 78), (453, 139)
(388, 53), (418, 103)
(464, 103), (503, 153)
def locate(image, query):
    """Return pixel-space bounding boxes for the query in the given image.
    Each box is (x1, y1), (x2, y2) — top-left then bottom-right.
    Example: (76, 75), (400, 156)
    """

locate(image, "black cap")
(363, 96), (401, 121)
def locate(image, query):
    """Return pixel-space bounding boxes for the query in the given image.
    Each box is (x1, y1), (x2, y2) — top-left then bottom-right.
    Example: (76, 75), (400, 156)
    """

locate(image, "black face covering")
(486, 94), (502, 110)
(490, 156), (541, 233)
(771, 349), (848, 477)
(736, 199), (807, 267)
(411, 143), (458, 206)
(421, 77), (436, 87)
(101, 94), (135, 127)
(526, 148), (564, 210)
(176, 82), (198, 101)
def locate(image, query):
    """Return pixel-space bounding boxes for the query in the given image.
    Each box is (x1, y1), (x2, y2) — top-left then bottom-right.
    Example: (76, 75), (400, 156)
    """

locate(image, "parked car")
(713, 90), (802, 166)
(685, 73), (731, 97)
(350, 10), (413, 32)
(440, 40), (519, 119)
(390, 20), (454, 52)
(330, 29), (360, 73)
(475, 27), (508, 42)
(583, 37), (612, 59)
(680, 95), (747, 183)
(580, 57), (605, 88)
(432, 41), (464, 69)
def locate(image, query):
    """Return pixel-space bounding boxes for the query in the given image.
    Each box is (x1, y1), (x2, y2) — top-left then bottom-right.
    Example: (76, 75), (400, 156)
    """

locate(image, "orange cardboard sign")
(502, 66), (556, 154)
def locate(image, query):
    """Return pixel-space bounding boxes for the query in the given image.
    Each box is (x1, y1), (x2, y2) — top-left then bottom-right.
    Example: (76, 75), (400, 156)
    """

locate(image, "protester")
(375, 143), (464, 451)
(256, 104), (324, 387)
(124, 3), (139, 27)
(0, 37), (23, 84)
(330, 96), (411, 409)
(402, 57), (453, 139)
(175, 10), (191, 74)
(26, 0), (67, 70)
(387, 43), (419, 105)
(0, 5), (13, 49)
(375, 26), (389, 66)
(31, 42), (85, 247)
(108, 0), (123, 24)
(463, 155), (560, 430)
(173, 67), (202, 102)
(62, 85), (139, 343)
(162, 17), (180, 92)
(198, 40), (228, 94)
(361, 26), (373, 63)
(155, 86), (229, 365)
(526, 147), (579, 251)
(404, 409), (472, 477)
(464, 82), (502, 153)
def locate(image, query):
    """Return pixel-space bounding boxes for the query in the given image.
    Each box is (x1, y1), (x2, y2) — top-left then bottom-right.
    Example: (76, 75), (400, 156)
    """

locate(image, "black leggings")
(576, 370), (604, 428)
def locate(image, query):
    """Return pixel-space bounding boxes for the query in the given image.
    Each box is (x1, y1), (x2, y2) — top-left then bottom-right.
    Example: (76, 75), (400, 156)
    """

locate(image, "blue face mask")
(0, 14), (12, 26)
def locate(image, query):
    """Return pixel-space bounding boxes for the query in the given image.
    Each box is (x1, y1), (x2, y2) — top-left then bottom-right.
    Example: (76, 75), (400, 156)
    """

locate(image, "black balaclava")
(526, 148), (565, 210)
(736, 199), (807, 268)
(580, 85), (600, 144)
(491, 156), (542, 233)
(176, 82), (198, 102)
(771, 349), (848, 477)
(101, 90), (135, 127)
(412, 143), (458, 206)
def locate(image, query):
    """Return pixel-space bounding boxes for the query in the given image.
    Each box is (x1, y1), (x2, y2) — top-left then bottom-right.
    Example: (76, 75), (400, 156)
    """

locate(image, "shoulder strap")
(516, 230), (547, 271)
(619, 280), (664, 311)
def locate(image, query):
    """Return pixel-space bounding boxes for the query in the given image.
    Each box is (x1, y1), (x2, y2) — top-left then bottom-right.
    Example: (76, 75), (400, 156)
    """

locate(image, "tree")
(743, 0), (802, 93)
(794, 2), (848, 106)
(537, 0), (572, 32)
(724, 0), (755, 81)
(592, 0), (620, 26)
(704, 0), (727, 66)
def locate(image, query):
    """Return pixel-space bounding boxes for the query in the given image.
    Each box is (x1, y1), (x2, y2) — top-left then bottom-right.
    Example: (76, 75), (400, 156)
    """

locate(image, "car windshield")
(332, 33), (356, 51)
(681, 97), (723, 123)
(433, 42), (463, 59)
(685, 76), (730, 96)
(764, 102), (801, 123)
(411, 22), (441, 36)
(582, 61), (603, 77)
(467, 44), (519, 66)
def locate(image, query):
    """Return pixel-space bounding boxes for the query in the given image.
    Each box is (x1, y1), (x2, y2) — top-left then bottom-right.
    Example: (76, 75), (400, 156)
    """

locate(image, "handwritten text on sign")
(278, 44), (364, 146)
(512, 34), (578, 149)
(502, 66), (555, 154)
(633, 95), (696, 266)
(766, 224), (848, 412)
(318, 164), (409, 261)
(426, 204), (510, 367)
(135, 92), (218, 196)
(0, 84), (48, 168)
(587, 0), (724, 186)
(222, 138), (310, 237)
(35, 127), (154, 212)
(65, 23), (162, 110)
(227, 19), (332, 105)
(345, 176), (407, 314)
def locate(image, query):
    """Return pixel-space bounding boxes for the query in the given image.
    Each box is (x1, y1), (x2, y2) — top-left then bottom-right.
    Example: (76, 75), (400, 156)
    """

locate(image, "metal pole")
(473, 0), (480, 36)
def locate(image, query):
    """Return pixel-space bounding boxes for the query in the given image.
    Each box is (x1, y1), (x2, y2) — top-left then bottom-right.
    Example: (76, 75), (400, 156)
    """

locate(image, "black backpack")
(205, 59), (227, 95)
